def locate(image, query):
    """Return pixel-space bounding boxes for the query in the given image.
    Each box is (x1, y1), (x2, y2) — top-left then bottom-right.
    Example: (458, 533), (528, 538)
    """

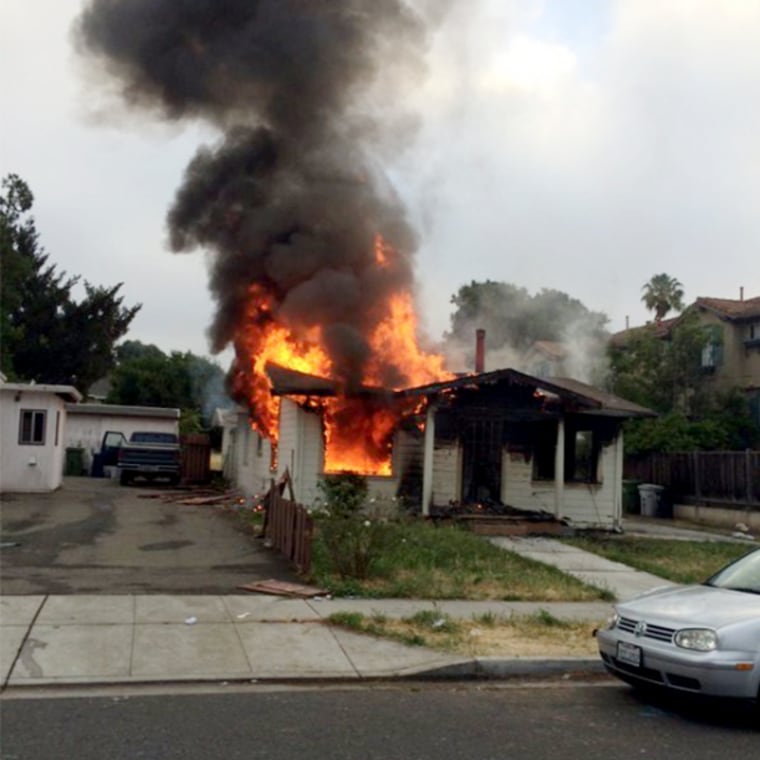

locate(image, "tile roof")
(694, 296), (760, 320)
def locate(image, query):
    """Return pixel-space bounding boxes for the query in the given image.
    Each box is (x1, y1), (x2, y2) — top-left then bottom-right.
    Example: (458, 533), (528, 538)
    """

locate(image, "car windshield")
(705, 549), (760, 594)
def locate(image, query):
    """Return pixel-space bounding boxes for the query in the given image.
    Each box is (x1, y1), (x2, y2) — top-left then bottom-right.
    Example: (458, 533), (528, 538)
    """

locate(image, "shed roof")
(65, 402), (180, 419)
(1, 382), (82, 403)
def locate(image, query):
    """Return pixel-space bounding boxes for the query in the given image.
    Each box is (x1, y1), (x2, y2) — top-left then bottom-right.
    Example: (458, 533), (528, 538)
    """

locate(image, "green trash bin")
(622, 480), (641, 514)
(65, 447), (85, 476)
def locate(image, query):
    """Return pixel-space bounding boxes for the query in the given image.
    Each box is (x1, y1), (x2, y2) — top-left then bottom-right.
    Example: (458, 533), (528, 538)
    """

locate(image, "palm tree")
(641, 273), (685, 322)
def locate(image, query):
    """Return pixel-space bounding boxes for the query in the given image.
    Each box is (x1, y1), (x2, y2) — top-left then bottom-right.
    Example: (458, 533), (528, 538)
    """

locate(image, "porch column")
(615, 427), (624, 527)
(421, 402), (437, 517)
(554, 418), (565, 518)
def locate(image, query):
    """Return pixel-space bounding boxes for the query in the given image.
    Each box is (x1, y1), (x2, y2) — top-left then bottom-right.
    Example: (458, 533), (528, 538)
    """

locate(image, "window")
(701, 325), (724, 369)
(567, 430), (599, 483)
(532, 421), (602, 484)
(19, 409), (46, 445)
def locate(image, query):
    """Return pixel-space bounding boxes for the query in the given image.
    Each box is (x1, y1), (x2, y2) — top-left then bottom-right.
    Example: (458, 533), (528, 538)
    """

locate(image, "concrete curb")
(0, 658), (609, 696)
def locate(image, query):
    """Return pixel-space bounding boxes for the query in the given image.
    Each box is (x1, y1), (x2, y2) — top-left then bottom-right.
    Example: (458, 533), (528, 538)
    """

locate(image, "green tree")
(445, 280), (608, 353)
(641, 273), (684, 322)
(107, 343), (230, 431)
(0, 173), (140, 390)
(609, 310), (709, 415)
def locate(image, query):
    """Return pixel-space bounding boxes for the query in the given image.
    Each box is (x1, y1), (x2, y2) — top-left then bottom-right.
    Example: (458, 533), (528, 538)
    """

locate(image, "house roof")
(266, 363), (392, 398)
(543, 377), (656, 417)
(398, 368), (656, 418)
(65, 403), (180, 419)
(609, 316), (679, 347)
(1, 382), (82, 403)
(530, 341), (568, 360)
(264, 363), (654, 419)
(694, 296), (760, 321)
(610, 294), (760, 346)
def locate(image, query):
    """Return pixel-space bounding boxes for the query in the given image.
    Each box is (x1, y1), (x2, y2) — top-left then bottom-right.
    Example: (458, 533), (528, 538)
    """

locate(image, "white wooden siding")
(501, 437), (621, 528)
(432, 442), (461, 504)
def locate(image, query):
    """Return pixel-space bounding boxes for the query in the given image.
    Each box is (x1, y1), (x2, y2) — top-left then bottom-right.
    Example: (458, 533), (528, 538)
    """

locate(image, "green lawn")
(562, 536), (754, 584)
(310, 521), (612, 601)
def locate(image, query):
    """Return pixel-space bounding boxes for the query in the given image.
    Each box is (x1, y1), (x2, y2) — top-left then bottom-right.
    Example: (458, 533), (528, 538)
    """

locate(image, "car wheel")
(167, 474), (180, 487)
(119, 471), (132, 486)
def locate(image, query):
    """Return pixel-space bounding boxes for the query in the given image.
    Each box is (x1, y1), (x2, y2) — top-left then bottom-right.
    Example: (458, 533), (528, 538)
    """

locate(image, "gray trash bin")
(638, 484), (664, 517)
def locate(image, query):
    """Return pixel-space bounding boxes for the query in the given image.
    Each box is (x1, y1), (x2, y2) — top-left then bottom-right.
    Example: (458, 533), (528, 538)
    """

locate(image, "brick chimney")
(475, 329), (486, 373)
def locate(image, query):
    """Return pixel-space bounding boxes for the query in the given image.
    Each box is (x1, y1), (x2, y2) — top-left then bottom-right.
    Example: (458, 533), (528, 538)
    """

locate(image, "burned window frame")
(531, 417), (613, 484)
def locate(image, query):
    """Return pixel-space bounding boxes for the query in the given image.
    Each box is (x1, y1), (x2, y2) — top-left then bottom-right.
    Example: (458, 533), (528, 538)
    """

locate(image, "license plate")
(617, 641), (642, 668)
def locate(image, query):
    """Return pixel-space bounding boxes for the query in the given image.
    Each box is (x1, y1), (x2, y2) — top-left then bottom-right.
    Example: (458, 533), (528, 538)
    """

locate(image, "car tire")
(167, 474), (180, 487)
(119, 471), (132, 486)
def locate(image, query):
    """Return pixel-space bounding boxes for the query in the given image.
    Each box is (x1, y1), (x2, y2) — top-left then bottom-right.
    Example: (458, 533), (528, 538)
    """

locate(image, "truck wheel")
(119, 471), (132, 486)
(168, 474), (181, 487)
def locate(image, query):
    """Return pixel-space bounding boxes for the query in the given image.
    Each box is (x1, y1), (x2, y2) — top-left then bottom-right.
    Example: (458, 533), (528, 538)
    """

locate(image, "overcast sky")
(2, 0), (758, 366)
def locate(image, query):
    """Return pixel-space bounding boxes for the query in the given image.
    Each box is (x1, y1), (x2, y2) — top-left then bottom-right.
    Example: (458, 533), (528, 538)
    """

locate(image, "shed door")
(461, 417), (503, 504)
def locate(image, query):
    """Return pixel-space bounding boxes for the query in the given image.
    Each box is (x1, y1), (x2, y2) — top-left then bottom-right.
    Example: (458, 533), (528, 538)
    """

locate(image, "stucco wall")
(0, 389), (67, 492)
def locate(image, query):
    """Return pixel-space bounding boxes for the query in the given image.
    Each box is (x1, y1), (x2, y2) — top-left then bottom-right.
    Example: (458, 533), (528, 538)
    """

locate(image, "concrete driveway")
(0, 477), (298, 594)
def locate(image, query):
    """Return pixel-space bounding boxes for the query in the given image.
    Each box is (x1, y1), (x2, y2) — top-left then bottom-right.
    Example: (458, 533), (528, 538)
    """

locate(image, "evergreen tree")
(1, 174), (140, 391)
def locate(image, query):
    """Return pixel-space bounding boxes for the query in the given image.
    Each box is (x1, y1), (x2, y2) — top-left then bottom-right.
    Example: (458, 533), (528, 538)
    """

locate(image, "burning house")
(224, 354), (654, 531)
(76, 1), (653, 528)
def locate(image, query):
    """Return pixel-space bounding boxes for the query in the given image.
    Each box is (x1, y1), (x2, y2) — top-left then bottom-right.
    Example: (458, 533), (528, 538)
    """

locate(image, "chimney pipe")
(625, 315), (630, 330)
(475, 329), (485, 373)
(740, 286), (744, 302)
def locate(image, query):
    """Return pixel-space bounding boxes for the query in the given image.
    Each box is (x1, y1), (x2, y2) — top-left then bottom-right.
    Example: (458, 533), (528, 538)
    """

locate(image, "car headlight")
(606, 612), (619, 630)
(674, 628), (717, 651)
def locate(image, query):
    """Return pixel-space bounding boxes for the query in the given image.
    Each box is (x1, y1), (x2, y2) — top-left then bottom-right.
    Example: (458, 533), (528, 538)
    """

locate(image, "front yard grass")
(562, 536), (754, 585)
(311, 521), (612, 601)
(327, 608), (601, 658)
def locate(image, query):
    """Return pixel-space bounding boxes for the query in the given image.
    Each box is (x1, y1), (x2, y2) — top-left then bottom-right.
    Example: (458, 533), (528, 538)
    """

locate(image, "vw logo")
(634, 621), (647, 637)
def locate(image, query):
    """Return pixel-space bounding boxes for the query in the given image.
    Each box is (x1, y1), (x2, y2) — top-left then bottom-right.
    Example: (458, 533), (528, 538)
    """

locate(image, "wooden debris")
(236, 579), (327, 598)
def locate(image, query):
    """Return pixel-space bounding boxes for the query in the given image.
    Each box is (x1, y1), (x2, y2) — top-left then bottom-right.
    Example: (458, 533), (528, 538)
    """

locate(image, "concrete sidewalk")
(1, 594), (610, 690)
(490, 537), (674, 600)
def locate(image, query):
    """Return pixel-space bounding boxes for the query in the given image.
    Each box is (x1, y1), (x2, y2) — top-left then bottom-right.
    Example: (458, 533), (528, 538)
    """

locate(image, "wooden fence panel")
(265, 486), (314, 574)
(624, 450), (760, 508)
(181, 433), (211, 484)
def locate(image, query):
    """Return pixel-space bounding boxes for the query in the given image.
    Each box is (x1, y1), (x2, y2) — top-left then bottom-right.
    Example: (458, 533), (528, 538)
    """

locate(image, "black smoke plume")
(75, 0), (432, 390)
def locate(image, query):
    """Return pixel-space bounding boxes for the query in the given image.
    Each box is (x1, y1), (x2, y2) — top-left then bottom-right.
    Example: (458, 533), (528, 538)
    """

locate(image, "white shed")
(0, 380), (82, 493)
(64, 403), (180, 474)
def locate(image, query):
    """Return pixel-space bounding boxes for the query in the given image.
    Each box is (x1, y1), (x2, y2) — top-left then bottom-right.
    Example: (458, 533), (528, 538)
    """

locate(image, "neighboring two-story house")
(611, 294), (760, 423)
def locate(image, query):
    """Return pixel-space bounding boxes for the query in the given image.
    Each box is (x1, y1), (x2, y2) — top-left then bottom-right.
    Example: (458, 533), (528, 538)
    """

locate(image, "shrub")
(314, 474), (395, 580)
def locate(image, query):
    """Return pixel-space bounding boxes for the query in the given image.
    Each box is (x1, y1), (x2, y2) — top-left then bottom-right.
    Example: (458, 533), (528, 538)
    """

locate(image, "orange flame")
(232, 237), (451, 476)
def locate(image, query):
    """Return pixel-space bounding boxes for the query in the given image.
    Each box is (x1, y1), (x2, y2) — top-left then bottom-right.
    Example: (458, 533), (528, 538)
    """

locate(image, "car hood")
(619, 585), (760, 628)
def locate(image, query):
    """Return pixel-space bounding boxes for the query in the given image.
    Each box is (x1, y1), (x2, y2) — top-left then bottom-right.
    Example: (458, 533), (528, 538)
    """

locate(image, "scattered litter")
(250, 679), (258, 684)
(431, 618), (447, 630)
(185, 616), (198, 625)
(732, 531), (755, 541)
(469, 628), (482, 637)
(236, 579), (328, 598)
(236, 612), (251, 620)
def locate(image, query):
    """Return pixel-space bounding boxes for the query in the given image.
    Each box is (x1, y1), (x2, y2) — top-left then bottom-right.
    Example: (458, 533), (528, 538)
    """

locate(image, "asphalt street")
(1, 682), (757, 760)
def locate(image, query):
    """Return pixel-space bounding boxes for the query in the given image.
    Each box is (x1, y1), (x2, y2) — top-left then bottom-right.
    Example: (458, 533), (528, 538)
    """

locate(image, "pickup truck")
(100, 431), (182, 486)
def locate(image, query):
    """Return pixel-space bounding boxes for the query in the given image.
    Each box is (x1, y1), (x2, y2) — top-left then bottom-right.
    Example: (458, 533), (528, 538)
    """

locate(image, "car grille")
(617, 616), (676, 643)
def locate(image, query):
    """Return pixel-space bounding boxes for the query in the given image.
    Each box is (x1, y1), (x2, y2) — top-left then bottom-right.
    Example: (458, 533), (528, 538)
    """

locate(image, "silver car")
(596, 547), (760, 703)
